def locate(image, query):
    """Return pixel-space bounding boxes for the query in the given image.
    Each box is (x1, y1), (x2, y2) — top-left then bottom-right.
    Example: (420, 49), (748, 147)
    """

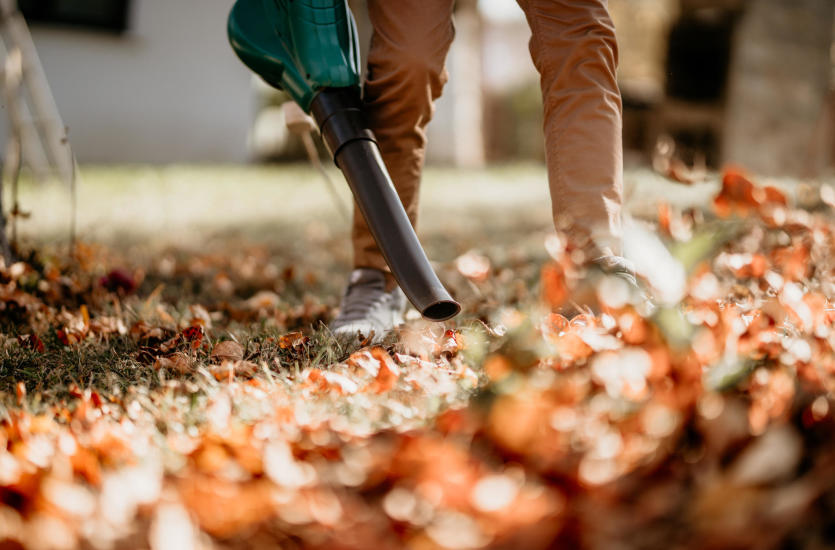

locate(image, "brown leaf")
(154, 352), (192, 373)
(246, 290), (280, 310)
(17, 334), (44, 353)
(211, 340), (244, 363)
(209, 360), (258, 381)
(130, 320), (166, 341)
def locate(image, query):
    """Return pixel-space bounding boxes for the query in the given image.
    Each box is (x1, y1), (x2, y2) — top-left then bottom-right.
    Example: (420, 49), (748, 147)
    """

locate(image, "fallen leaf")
(211, 340), (244, 363)
(154, 352), (192, 373)
(456, 252), (491, 282)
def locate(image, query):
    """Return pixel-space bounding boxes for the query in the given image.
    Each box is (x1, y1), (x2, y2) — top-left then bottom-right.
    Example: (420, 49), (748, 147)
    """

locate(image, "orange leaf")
(714, 168), (787, 218)
(366, 347), (401, 394)
(15, 381), (25, 404)
(771, 243), (810, 281)
(541, 262), (568, 309)
(182, 325), (204, 350)
(658, 202), (672, 235)
(278, 331), (308, 351)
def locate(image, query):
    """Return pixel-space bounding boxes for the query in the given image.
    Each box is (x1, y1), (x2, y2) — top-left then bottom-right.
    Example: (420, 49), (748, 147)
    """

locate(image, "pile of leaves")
(2, 169), (835, 549)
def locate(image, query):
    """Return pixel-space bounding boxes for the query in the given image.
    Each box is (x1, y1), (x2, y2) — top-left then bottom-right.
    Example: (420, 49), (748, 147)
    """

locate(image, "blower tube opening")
(422, 301), (461, 322)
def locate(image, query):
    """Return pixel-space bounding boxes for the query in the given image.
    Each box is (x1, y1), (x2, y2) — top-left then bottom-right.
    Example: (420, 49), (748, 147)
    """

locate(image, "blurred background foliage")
(2, 0), (833, 179)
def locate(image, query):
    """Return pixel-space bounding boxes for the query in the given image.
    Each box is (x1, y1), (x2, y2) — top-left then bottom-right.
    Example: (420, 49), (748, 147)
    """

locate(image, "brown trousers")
(353, 0), (624, 273)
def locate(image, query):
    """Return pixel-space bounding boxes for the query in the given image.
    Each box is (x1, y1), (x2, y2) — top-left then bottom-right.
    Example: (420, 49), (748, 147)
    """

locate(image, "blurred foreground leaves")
(1, 169), (835, 549)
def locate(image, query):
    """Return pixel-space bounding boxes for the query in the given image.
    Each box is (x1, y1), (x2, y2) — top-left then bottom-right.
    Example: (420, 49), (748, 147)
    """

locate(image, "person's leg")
(352, 0), (456, 281)
(516, 0), (624, 259)
(331, 0), (454, 338)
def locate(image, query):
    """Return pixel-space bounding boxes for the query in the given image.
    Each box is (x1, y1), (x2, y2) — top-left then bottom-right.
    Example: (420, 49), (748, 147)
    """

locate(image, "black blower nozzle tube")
(311, 88), (460, 322)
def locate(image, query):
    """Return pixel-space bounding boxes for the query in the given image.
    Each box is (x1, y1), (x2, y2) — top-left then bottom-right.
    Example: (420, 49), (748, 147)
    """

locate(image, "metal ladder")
(0, 0), (76, 255)
(0, 0), (74, 184)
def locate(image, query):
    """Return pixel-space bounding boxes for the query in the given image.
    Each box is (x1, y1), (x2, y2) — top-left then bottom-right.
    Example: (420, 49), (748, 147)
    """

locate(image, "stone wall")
(723, 0), (835, 177)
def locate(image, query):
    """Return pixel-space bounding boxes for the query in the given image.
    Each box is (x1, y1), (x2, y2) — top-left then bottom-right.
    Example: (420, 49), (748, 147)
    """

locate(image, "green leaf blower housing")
(228, 0), (460, 322)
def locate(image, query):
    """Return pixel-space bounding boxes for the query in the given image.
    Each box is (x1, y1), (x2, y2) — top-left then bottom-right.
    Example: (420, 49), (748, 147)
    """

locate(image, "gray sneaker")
(594, 254), (656, 315)
(330, 268), (407, 340)
(594, 254), (638, 286)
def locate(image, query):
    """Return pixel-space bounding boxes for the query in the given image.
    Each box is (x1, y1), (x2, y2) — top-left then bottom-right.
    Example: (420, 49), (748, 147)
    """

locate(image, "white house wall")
(2, 0), (255, 163)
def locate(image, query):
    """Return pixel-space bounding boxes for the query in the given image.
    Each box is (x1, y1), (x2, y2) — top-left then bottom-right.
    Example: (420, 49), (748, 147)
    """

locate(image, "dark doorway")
(17, 0), (131, 34)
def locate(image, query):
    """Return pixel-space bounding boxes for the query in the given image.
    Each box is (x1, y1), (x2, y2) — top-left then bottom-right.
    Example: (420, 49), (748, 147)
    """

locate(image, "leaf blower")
(228, 0), (460, 322)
